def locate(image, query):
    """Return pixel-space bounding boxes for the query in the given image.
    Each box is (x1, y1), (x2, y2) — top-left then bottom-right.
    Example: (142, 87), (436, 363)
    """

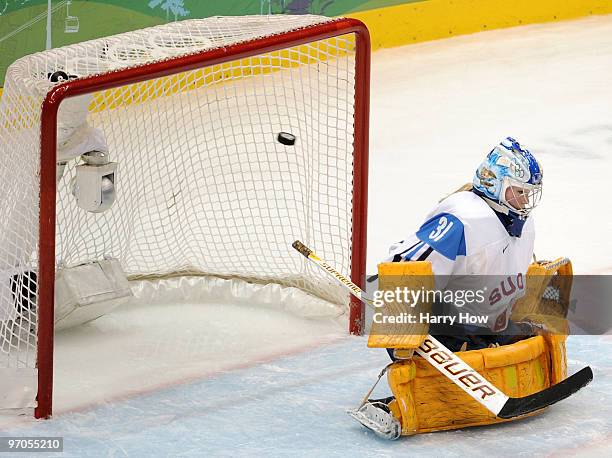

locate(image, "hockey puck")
(48, 71), (78, 83)
(277, 132), (296, 146)
(48, 71), (70, 83)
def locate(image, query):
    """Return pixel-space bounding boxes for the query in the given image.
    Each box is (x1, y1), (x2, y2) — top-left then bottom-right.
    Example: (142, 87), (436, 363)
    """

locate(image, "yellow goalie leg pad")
(368, 261), (433, 350)
(544, 333), (568, 384)
(369, 257), (570, 435)
(385, 334), (568, 435)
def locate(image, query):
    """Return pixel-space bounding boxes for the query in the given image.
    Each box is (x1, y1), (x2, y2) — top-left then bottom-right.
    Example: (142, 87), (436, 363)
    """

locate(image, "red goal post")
(1, 16), (369, 419)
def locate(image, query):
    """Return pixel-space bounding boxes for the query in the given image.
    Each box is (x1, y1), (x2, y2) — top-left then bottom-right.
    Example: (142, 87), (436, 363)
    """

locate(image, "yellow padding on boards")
(348, 0), (612, 51)
(89, 36), (354, 113)
(2, 36), (355, 132)
(386, 335), (567, 435)
(368, 261), (433, 349)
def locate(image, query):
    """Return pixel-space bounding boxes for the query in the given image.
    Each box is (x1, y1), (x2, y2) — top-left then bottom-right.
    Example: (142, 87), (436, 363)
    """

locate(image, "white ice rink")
(2, 14), (612, 457)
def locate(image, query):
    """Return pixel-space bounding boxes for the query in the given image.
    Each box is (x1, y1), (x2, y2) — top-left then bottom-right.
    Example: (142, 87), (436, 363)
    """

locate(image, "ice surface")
(0, 336), (609, 457)
(1, 14), (612, 457)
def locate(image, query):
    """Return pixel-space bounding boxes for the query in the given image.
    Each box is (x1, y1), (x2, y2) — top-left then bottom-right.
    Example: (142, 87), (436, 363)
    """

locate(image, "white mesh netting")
(0, 15), (364, 411)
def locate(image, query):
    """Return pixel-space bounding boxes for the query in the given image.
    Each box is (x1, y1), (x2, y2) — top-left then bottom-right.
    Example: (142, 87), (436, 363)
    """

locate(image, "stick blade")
(497, 366), (593, 419)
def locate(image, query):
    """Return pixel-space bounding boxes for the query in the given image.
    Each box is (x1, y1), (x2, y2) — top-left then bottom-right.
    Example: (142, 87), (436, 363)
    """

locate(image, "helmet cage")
(499, 177), (542, 217)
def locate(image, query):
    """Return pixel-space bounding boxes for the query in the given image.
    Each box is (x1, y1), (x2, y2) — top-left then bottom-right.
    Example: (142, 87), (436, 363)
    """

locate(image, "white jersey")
(386, 191), (535, 331)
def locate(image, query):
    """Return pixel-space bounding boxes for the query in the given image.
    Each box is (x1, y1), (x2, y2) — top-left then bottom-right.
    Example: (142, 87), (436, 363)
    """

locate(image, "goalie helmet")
(473, 137), (543, 218)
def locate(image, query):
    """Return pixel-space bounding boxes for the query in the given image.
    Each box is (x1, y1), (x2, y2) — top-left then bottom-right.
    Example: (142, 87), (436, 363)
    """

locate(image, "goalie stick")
(292, 240), (593, 419)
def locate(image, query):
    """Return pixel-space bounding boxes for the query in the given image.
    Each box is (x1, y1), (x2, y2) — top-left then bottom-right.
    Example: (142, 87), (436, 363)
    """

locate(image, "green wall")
(0, 0), (421, 85)
(2, 0), (609, 87)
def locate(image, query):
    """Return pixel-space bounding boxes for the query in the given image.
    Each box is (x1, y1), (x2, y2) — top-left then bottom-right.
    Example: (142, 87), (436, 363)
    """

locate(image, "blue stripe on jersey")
(416, 213), (466, 261)
(391, 241), (420, 262)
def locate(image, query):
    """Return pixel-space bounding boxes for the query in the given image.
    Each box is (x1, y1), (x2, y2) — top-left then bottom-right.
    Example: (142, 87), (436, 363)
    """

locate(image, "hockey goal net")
(0, 15), (369, 418)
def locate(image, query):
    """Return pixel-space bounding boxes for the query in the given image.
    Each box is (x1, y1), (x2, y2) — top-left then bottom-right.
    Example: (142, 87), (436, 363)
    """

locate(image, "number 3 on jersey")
(416, 213), (467, 261)
(429, 216), (454, 241)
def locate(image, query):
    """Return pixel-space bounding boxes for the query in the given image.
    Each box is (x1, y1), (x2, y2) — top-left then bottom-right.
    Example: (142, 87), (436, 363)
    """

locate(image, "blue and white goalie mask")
(473, 137), (543, 217)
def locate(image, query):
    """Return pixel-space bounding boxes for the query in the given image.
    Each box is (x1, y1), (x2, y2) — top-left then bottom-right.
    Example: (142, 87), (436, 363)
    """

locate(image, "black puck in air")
(48, 71), (70, 83)
(48, 71), (78, 83)
(277, 132), (296, 146)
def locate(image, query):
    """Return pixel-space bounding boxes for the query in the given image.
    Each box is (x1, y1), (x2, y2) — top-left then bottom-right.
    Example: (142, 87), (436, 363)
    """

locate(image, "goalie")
(383, 136), (544, 353)
(356, 137), (564, 439)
